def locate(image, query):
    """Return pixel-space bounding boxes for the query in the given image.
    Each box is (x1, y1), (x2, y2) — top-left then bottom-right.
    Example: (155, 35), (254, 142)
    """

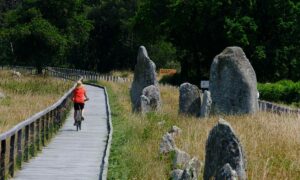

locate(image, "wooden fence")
(258, 100), (300, 115)
(47, 67), (132, 83)
(0, 76), (81, 180)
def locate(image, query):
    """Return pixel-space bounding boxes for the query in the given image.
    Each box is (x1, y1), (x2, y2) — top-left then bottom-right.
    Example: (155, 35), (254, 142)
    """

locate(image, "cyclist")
(72, 80), (89, 125)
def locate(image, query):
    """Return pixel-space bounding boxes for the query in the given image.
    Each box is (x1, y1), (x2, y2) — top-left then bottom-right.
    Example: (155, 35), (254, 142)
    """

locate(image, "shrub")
(258, 80), (300, 107)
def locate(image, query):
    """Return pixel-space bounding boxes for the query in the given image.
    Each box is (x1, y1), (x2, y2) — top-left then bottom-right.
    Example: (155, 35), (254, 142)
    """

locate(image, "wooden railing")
(258, 100), (300, 115)
(48, 67), (132, 83)
(45, 68), (81, 81)
(1, 65), (132, 82)
(0, 76), (81, 180)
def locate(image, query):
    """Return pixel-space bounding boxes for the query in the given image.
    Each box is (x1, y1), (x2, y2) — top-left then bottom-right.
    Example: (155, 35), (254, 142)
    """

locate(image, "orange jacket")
(72, 87), (86, 103)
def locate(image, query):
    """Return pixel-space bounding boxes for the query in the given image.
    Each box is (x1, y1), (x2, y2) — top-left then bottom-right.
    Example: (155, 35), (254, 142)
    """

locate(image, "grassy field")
(101, 80), (300, 180)
(0, 71), (72, 133)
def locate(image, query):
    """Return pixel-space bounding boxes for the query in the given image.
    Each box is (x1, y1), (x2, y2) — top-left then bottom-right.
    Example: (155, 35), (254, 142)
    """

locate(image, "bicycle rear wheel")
(75, 110), (82, 131)
(76, 121), (81, 131)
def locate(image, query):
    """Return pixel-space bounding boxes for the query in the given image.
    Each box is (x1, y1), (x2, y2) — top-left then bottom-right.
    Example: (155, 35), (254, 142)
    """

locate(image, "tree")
(7, 16), (66, 73)
(87, 0), (139, 72)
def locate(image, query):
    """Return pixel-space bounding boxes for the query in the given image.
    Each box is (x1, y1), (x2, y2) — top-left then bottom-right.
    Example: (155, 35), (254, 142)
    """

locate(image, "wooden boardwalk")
(12, 85), (109, 180)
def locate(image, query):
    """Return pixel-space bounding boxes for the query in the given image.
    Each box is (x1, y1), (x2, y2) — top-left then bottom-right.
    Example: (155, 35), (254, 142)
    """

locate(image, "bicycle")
(74, 108), (83, 131)
(74, 98), (89, 131)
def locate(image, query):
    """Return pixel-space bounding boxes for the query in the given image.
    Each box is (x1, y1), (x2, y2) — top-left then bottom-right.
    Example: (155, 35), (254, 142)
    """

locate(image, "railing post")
(9, 135), (15, 177)
(24, 125), (29, 161)
(41, 116), (45, 146)
(29, 123), (35, 157)
(49, 111), (54, 138)
(0, 140), (6, 180)
(16, 130), (22, 168)
(45, 114), (49, 140)
(36, 119), (40, 151)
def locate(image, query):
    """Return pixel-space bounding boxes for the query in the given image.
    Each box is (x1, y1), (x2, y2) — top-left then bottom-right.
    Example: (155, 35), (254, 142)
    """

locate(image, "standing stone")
(171, 169), (184, 180)
(203, 118), (246, 180)
(0, 92), (5, 99)
(140, 85), (161, 113)
(130, 46), (158, 112)
(179, 83), (201, 117)
(160, 132), (176, 154)
(169, 126), (182, 136)
(181, 157), (202, 180)
(210, 46), (258, 115)
(200, 90), (212, 118)
(215, 163), (238, 180)
(173, 148), (191, 169)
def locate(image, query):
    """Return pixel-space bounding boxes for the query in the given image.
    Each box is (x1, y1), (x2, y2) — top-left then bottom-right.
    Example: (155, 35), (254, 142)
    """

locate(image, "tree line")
(1, 0), (300, 83)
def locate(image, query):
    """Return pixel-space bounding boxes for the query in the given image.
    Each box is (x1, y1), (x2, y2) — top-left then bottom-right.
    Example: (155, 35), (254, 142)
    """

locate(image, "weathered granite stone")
(173, 148), (191, 169)
(11, 70), (21, 78)
(160, 132), (176, 154)
(130, 46), (158, 112)
(215, 163), (238, 180)
(169, 126), (182, 136)
(179, 83), (201, 116)
(0, 92), (5, 99)
(210, 46), (258, 115)
(181, 157), (202, 180)
(200, 90), (212, 118)
(140, 85), (161, 113)
(203, 119), (246, 180)
(171, 169), (184, 180)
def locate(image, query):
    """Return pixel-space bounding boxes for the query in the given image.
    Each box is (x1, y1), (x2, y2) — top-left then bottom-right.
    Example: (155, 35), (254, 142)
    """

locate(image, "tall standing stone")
(130, 46), (158, 112)
(179, 83), (201, 117)
(203, 119), (247, 180)
(210, 46), (258, 115)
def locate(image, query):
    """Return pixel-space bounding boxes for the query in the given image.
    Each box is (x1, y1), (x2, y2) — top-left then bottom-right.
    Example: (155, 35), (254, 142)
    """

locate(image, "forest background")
(1, 0), (300, 84)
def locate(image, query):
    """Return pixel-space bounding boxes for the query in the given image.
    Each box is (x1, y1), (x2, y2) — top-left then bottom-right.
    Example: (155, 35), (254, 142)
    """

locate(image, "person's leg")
(80, 103), (85, 120)
(74, 103), (79, 125)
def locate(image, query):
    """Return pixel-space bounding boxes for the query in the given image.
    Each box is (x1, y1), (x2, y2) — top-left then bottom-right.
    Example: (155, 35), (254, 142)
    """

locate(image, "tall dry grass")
(104, 80), (300, 180)
(0, 71), (72, 133)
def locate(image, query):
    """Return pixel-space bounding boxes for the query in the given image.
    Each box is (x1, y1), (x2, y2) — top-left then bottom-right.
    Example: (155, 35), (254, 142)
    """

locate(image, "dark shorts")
(74, 103), (85, 110)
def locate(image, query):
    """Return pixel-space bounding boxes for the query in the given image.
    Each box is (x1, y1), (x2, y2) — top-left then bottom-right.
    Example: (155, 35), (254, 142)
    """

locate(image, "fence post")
(49, 111), (54, 138)
(24, 125), (29, 161)
(16, 130), (22, 168)
(29, 123), (35, 157)
(41, 116), (45, 146)
(0, 140), (6, 180)
(45, 114), (49, 141)
(36, 119), (40, 151)
(9, 135), (15, 177)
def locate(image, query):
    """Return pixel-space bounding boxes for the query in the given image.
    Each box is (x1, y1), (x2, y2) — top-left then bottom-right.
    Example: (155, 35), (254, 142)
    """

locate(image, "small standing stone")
(181, 157), (202, 180)
(0, 92), (5, 99)
(160, 132), (176, 154)
(169, 126), (182, 136)
(200, 90), (212, 118)
(215, 163), (238, 180)
(140, 85), (161, 113)
(171, 169), (184, 180)
(179, 83), (202, 117)
(203, 118), (247, 180)
(173, 148), (191, 169)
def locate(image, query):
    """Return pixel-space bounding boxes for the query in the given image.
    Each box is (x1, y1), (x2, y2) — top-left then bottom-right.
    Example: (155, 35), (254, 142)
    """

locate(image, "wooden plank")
(12, 85), (108, 180)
